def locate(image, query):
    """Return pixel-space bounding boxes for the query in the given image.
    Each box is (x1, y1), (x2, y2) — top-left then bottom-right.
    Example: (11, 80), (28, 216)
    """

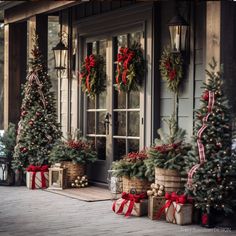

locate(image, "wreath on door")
(159, 48), (183, 94)
(114, 42), (146, 93)
(79, 54), (106, 99)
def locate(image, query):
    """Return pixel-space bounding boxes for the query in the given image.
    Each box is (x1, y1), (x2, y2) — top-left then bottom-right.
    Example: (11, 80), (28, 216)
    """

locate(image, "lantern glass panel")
(53, 49), (67, 69)
(180, 25), (187, 51)
(169, 25), (181, 52)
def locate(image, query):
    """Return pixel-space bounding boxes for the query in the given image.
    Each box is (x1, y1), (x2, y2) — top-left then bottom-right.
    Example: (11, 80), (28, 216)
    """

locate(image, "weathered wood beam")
(206, 1), (221, 72)
(4, 1), (78, 24)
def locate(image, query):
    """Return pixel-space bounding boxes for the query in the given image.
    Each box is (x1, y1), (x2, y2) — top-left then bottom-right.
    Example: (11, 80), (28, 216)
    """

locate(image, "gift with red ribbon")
(156, 192), (193, 225)
(26, 165), (49, 189)
(112, 192), (148, 217)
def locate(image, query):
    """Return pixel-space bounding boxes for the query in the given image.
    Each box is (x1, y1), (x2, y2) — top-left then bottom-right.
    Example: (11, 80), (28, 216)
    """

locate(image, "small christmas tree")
(12, 35), (61, 170)
(186, 59), (236, 216)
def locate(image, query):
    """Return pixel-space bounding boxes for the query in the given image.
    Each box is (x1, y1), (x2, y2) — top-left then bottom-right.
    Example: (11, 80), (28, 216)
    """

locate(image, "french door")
(83, 31), (145, 184)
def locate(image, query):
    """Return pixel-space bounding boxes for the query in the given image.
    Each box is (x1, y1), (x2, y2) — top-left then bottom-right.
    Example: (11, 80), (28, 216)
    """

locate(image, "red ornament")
(169, 69), (176, 81)
(20, 147), (28, 153)
(202, 91), (209, 101)
(29, 120), (34, 126)
(21, 111), (27, 116)
(201, 213), (208, 225)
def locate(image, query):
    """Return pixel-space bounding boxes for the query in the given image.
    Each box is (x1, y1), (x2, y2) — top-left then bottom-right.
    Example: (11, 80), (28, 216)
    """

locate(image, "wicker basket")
(122, 176), (150, 194)
(155, 167), (185, 193)
(61, 161), (85, 188)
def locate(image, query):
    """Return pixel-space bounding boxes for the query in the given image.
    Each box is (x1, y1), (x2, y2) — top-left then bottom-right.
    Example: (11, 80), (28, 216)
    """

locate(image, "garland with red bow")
(112, 192), (147, 217)
(26, 165), (49, 189)
(114, 42), (146, 93)
(156, 192), (193, 220)
(187, 91), (215, 186)
(159, 48), (183, 94)
(80, 54), (106, 98)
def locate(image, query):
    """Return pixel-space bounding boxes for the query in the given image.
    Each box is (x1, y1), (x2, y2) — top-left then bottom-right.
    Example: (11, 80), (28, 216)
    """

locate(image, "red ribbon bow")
(156, 192), (193, 220)
(26, 165), (49, 189)
(112, 192), (147, 217)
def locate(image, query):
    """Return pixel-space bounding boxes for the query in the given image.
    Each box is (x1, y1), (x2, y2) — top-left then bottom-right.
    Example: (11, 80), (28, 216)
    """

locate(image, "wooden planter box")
(148, 196), (166, 220)
(61, 161), (85, 188)
(155, 167), (185, 193)
(122, 176), (150, 194)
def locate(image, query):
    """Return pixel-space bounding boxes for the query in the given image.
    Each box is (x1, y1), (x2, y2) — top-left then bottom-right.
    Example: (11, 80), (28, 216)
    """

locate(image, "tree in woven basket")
(12, 35), (61, 170)
(49, 131), (97, 165)
(145, 115), (191, 181)
(111, 150), (152, 181)
(185, 59), (236, 216)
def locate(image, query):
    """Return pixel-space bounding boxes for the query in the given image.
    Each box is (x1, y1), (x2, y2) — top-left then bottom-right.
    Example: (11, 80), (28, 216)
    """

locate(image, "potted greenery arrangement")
(111, 149), (152, 194)
(145, 115), (191, 193)
(49, 131), (97, 187)
(0, 123), (16, 185)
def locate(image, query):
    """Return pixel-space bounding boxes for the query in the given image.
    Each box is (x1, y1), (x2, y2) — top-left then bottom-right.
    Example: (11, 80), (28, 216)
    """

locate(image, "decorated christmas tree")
(186, 59), (236, 217)
(12, 35), (61, 170)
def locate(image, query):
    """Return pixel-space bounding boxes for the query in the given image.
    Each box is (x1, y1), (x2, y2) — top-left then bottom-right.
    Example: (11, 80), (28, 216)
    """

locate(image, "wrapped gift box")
(165, 201), (193, 225)
(26, 171), (49, 189)
(113, 198), (148, 217)
(148, 196), (166, 220)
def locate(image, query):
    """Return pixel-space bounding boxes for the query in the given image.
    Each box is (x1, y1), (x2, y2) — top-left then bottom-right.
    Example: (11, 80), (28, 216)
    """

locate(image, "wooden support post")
(206, 1), (221, 73)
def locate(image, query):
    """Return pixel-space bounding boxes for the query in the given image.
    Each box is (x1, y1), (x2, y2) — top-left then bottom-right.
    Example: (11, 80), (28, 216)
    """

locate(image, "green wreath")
(80, 54), (106, 98)
(159, 48), (183, 94)
(114, 42), (146, 93)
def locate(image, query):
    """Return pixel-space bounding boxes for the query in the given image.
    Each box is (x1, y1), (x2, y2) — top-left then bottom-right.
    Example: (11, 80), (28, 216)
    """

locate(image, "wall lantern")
(168, 14), (188, 52)
(52, 12), (68, 70)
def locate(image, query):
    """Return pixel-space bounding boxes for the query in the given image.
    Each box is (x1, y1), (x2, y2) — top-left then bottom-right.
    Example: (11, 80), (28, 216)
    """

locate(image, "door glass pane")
(92, 41), (97, 54)
(114, 111), (126, 136)
(99, 40), (106, 58)
(128, 111), (139, 136)
(128, 139), (139, 153)
(114, 139), (126, 161)
(96, 137), (106, 160)
(129, 32), (142, 45)
(129, 90), (140, 108)
(97, 112), (106, 134)
(114, 90), (126, 109)
(87, 112), (95, 134)
(87, 96), (95, 109)
(117, 35), (127, 48)
(97, 91), (106, 109)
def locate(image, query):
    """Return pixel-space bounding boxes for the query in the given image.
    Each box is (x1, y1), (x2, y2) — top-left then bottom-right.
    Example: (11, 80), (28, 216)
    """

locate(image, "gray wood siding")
(159, 2), (206, 139)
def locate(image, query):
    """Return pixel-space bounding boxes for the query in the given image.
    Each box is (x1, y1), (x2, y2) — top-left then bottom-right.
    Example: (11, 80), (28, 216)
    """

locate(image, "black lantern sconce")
(52, 12), (68, 71)
(168, 14), (188, 53)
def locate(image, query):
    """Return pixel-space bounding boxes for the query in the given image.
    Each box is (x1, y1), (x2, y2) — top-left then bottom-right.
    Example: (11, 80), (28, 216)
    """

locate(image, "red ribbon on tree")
(26, 165), (49, 189)
(187, 91), (215, 186)
(112, 192), (147, 217)
(156, 192), (193, 220)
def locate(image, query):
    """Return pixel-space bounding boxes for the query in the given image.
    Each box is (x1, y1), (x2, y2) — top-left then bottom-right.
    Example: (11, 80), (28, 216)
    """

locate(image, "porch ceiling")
(0, 1), (25, 10)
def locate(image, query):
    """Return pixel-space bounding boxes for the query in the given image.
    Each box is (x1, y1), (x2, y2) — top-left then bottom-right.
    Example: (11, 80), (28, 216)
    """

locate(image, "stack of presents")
(112, 178), (193, 226)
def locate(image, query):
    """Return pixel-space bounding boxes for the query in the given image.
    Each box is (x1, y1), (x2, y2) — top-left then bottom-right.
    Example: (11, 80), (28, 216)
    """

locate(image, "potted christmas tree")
(185, 59), (236, 227)
(49, 131), (97, 188)
(111, 149), (151, 194)
(145, 115), (191, 193)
